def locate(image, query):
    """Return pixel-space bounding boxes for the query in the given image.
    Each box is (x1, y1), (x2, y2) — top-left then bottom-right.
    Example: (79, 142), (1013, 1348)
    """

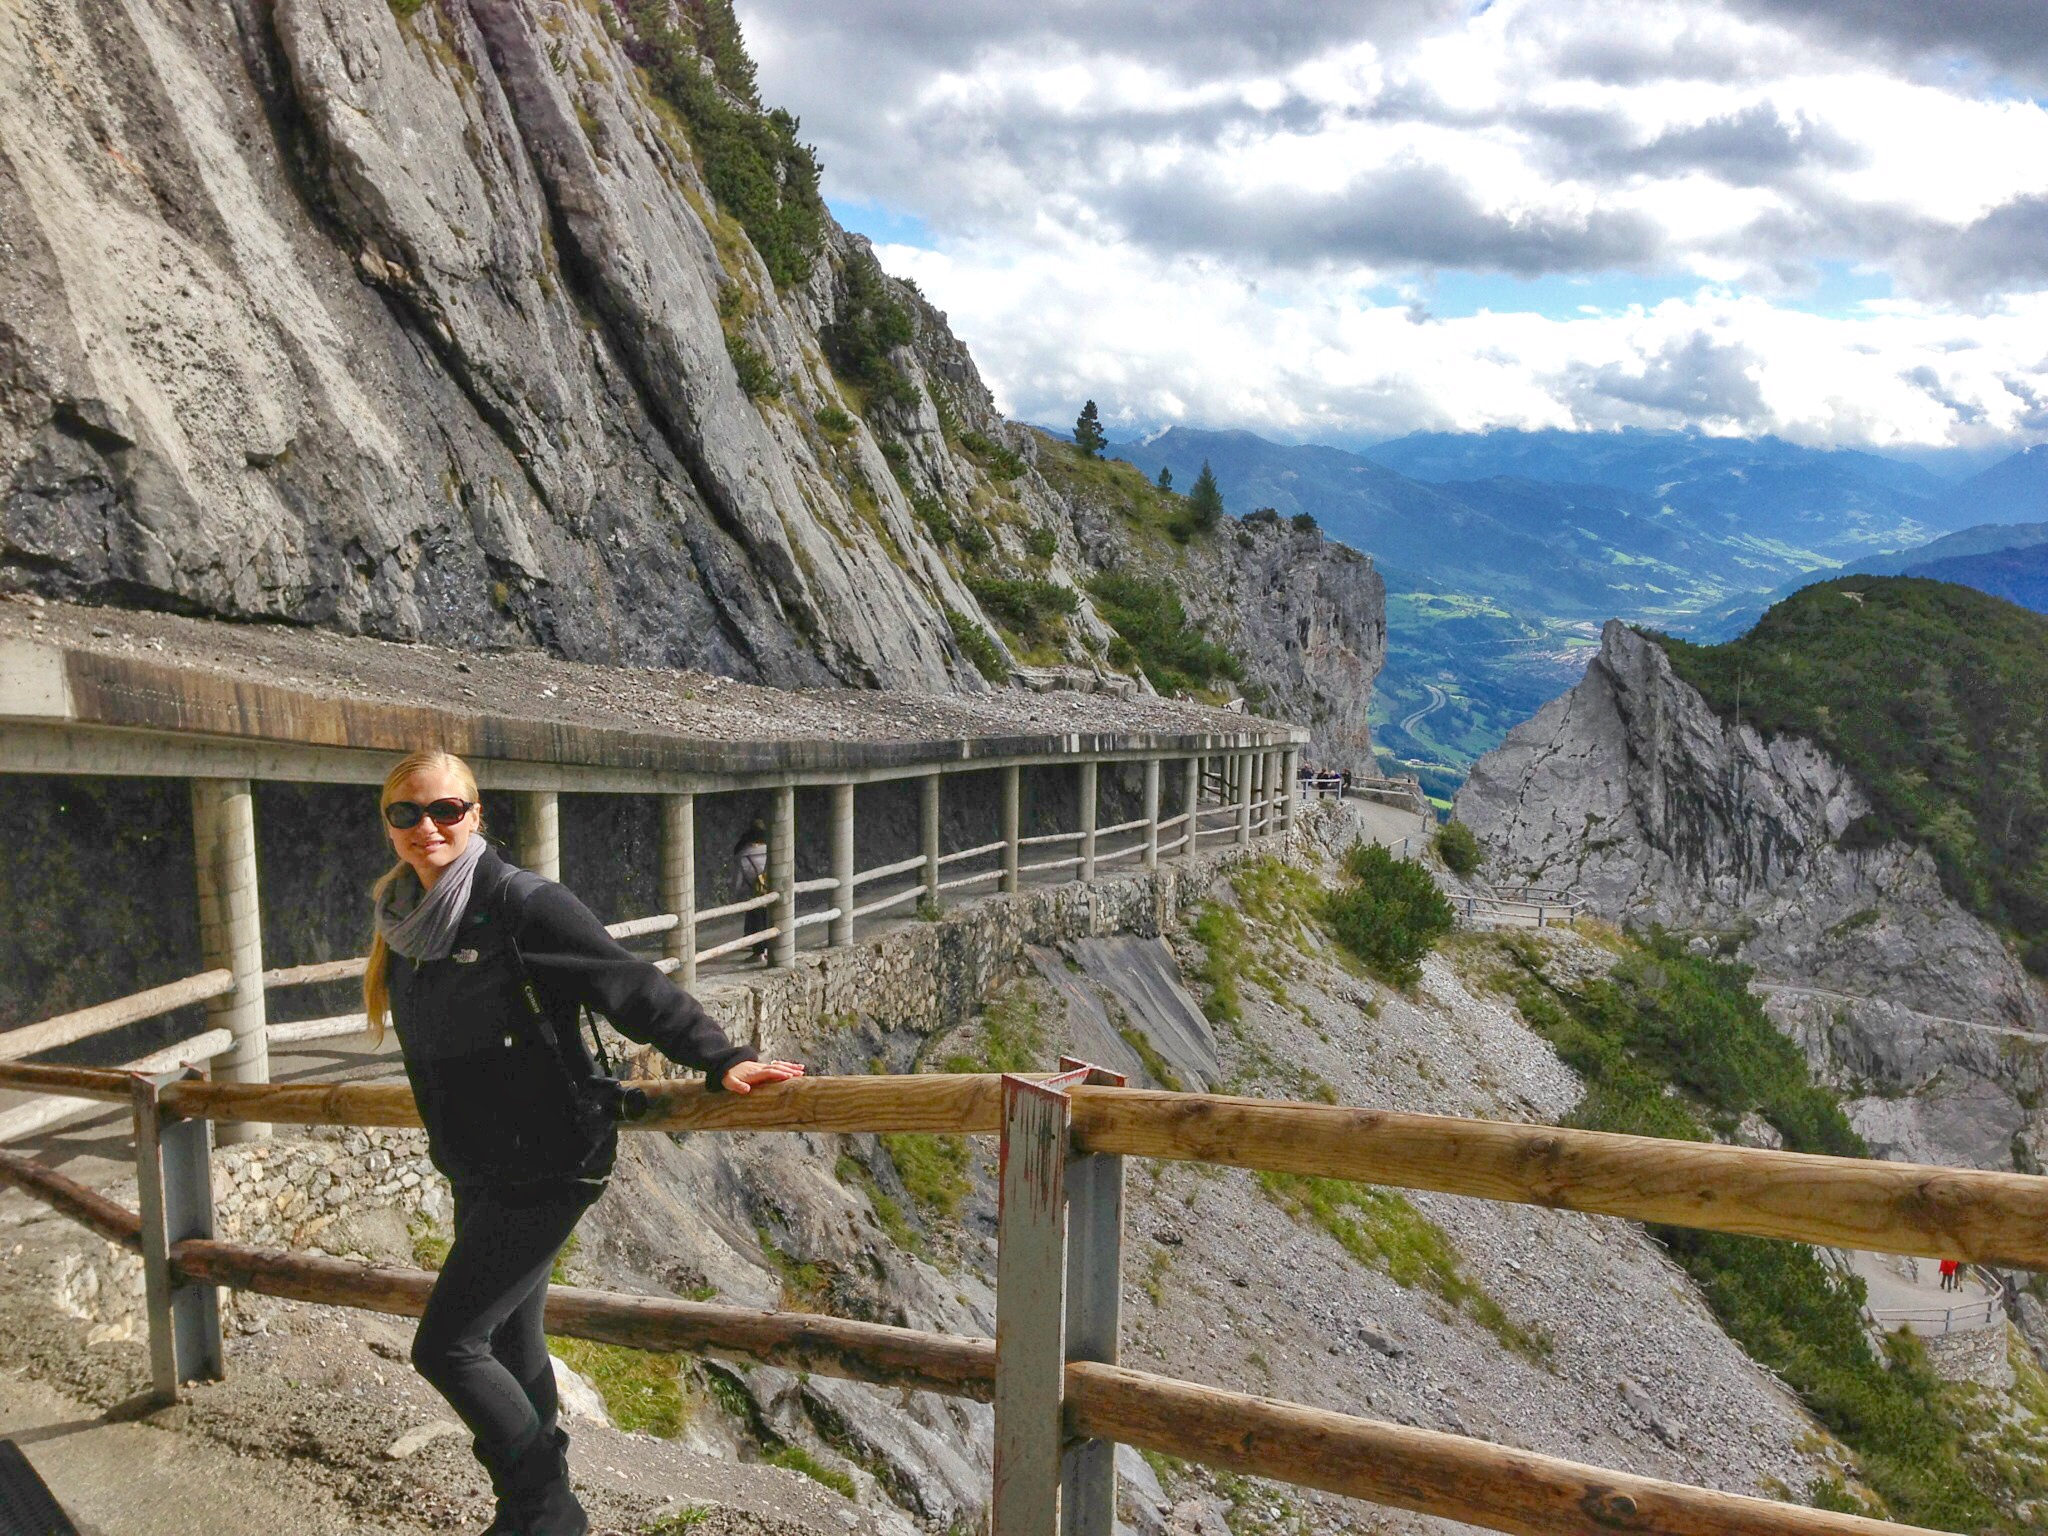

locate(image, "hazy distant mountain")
(1939, 442), (2048, 526)
(1901, 543), (2048, 613)
(1683, 519), (2048, 638)
(1110, 428), (1814, 617)
(1362, 426), (1965, 556)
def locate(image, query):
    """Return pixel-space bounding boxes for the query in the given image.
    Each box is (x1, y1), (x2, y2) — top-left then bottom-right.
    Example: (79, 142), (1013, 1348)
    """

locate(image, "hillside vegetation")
(1495, 930), (2048, 1529)
(1654, 578), (2048, 970)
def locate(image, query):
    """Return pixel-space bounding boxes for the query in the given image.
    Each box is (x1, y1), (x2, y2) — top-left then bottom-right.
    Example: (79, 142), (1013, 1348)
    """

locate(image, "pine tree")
(1187, 460), (1224, 530)
(1156, 466), (1173, 492)
(1074, 400), (1107, 458)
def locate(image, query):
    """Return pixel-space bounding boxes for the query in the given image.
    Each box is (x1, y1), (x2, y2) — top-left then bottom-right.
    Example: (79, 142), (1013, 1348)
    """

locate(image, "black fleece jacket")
(388, 844), (755, 1186)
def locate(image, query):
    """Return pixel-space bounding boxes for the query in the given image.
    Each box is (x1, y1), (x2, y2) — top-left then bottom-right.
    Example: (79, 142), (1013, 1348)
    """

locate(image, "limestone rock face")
(0, 0), (1384, 727)
(1456, 619), (2048, 1169)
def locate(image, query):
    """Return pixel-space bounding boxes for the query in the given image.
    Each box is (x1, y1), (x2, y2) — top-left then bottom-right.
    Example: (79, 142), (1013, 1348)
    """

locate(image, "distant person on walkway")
(733, 816), (771, 963)
(1939, 1258), (1960, 1291)
(364, 750), (803, 1535)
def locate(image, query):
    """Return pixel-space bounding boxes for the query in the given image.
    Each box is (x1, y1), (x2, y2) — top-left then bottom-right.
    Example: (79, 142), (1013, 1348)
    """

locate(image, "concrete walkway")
(1844, 1249), (2001, 1336)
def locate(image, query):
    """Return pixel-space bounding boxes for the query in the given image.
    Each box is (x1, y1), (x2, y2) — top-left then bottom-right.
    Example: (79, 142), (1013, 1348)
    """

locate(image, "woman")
(364, 750), (802, 1535)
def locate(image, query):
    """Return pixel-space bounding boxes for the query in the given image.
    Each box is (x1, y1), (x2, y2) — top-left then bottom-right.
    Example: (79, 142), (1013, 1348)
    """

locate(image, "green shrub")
(387, 0), (427, 19)
(623, 0), (824, 287)
(959, 430), (1026, 480)
(1434, 820), (1481, 876)
(1325, 842), (1455, 988)
(823, 249), (917, 409)
(1243, 507), (1280, 529)
(965, 575), (1078, 643)
(1083, 571), (1243, 695)
(815, 404), (854, 435)
(952, 516), (993, 558)
(725, 333), (780, 399)
(1023, 526), (1057, 560)
(943, 607), (1007, 682)
(1290, 510), (1318, 533)
(911, 493), (954, 545)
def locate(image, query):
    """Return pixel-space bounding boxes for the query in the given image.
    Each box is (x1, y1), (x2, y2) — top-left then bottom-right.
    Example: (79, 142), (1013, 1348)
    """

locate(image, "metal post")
(1234, 752), (1253, 846)
(1077, 761), (1098, 882)
(994, 1073), (1074, 1536)
(134, 1069), (222, 1405)
(1141, 759), (1160, 871)
(921, 773), (942, 912)
(1181, 756), (1200, 859)
(190, 777), (267, 1144)
(1001, 766), (1021, 894)
(770, 785), (796, 968)
(1059, 1061), (1126, 1536)
(662, 793), (697, 987)
(829, 782), (855, 948)
(513, 789), (560, 881)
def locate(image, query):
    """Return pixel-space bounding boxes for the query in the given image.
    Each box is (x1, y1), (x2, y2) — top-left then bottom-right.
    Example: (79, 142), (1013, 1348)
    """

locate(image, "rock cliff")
(1455, 620), (2048, 1169)
(0, 0), (1381, 748)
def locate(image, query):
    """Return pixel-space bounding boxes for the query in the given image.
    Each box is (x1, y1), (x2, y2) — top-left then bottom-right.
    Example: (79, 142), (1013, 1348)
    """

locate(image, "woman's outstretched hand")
(722, 1059), (806, 1094)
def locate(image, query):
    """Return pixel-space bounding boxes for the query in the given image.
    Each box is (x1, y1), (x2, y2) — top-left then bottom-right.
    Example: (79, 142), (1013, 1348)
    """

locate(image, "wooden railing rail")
(10, 1063), (2043, 1271)
(0, 1069), (1980, 1536)
(0, 969), (235, 1062)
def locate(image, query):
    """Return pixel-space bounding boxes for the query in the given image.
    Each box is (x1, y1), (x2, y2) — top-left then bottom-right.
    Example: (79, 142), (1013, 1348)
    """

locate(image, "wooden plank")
(266, 1015), (370, 1047)
(168, 1240), (996, 1400)
(0, 1030), (232, 1146)
(0, 969), (235, 1062)
(994, 1075), (1073, 1536)
(1065, 1361), (1922, 1536)
(0, 1149), (143, 1249)
(1068, 1088), (2048, 1270)
(261, 956), (368, 989)
(851, 884), (928, 921)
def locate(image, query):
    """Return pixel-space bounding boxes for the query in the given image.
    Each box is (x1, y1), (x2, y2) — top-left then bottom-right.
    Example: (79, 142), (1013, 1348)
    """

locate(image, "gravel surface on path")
(1, 595), (1275, 749)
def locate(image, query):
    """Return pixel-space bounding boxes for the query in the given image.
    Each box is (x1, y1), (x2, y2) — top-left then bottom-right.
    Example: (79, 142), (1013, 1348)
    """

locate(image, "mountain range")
(1108, 425), (2048, 796)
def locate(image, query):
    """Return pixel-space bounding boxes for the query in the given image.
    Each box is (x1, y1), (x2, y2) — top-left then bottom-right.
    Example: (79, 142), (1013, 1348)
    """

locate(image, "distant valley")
(1110, 427), (2048, 801)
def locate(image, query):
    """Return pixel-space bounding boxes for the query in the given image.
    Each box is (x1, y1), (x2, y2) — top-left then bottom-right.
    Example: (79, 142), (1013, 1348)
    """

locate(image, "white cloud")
(741, 0), (2048, 447)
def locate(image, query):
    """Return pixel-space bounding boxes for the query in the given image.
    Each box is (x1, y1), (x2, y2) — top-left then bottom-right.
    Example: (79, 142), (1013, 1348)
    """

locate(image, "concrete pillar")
(191, 778), (267, 1143)
(829, 782), (855, 948)
(1001, 766), (1021, 894)
(1142, 759), (1160, 870)
(1251, 752), (1267, 836)
(1078, 760), (1098, 881)
(512, 789), (560, 881)
(1263, 750), (1280, 835)
(661, 793), (696, 987)
(1234, 752), (1253, 846)
(1181, 756), (1201, 859)
(921, 773), (942, 909)
(770, 785), (796, 968)
(1280, 747), (1298, 835)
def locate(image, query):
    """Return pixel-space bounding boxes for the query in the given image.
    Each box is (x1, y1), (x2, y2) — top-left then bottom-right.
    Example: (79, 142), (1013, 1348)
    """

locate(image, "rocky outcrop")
(0, 0), (1383, 729)
(1455, 620), (2048, 1169)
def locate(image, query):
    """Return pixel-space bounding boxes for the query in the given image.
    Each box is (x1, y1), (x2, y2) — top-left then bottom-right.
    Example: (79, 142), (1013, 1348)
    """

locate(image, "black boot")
(506, 1426), (589, 1536)
(473, 1439), (520, 1535)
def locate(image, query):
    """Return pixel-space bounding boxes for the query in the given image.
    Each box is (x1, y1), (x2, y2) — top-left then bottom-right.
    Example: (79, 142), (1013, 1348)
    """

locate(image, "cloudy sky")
(737, 0), (2048, 454)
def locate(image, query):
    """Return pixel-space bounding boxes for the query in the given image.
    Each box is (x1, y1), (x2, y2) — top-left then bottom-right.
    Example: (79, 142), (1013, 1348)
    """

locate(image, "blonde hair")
(363, 750), (481, 1043)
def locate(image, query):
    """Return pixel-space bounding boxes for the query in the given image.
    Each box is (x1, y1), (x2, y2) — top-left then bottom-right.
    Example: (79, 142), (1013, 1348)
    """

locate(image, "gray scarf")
(376, 835), (489, 962)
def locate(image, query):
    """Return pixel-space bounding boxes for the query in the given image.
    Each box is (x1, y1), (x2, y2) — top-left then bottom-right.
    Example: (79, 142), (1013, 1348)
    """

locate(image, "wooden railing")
(0, 1059), (2037, 1536)
(1, 747), (1305, 1143)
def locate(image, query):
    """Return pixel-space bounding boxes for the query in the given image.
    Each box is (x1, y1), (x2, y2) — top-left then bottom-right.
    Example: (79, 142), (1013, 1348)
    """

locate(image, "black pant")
(411, 1181), (600, 1461)
(744, 903), (770, 958)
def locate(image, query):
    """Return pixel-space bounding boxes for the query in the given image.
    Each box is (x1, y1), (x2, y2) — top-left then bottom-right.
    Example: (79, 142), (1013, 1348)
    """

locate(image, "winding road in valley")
(1399, 683), (1449, 734)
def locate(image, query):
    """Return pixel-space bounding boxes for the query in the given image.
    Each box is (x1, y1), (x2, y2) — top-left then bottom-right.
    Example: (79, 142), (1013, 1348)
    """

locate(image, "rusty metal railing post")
(995, 1071), (1074, 1536)
(1059, 1061), (1127, 1536)
(134, 1067), (222, 1404)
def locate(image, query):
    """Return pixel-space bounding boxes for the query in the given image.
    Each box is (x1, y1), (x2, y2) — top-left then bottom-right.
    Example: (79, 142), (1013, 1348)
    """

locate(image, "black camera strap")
(496, 870), (617, 1079)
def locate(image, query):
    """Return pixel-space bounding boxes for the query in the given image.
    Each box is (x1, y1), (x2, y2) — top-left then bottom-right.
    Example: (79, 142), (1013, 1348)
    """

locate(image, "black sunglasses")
(384, 798), (475, 830)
